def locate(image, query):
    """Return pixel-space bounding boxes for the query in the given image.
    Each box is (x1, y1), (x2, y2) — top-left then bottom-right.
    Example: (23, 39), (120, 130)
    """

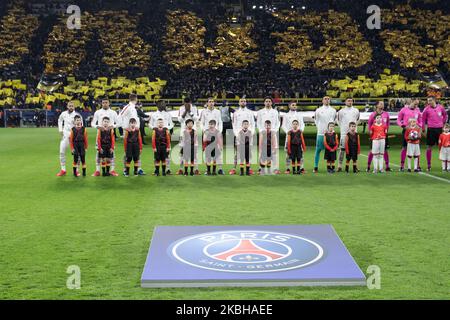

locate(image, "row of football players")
(57, 95), (450, 176)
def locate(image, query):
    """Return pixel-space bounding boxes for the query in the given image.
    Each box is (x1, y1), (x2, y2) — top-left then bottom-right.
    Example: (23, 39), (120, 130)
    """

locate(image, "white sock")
(414, 157), (418, 170)
(442, 161), (446, 170)
(379, 155), (384, 171)
(407, 157), (412, 170)
(373, 156), (378, 171)
(96, 154), (100, 171)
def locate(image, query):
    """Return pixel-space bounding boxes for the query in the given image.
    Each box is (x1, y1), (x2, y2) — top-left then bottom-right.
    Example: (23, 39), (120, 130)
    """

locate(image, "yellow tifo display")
(0, 77), (167, 108)
(326, 70), (425, 98)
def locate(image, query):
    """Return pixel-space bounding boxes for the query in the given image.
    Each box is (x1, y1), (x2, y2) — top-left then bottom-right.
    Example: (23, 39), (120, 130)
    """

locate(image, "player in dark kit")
(236, 120), (253, 176)
(203, 119), (223, 175)
(69, 115), (88, 177)
(152, 118), (171, 176)
(124, 118), (142, 176)
(344, 122), (361, 173)
(324, 122), (339, 173)
(259, 120), (278, 175)
(97, 117), (115, 176)
(181, 119), (198, 176)
(286, 120), (306, 175)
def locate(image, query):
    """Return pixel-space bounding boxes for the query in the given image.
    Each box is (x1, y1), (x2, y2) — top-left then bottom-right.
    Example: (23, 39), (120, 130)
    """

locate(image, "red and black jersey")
(124, 129), (142, 151)
(324, 132), (338, 152)
(287, 129), (306, 154)
(152, 127), (171, 149)
(70, 126), (88, 150)
(97, 128), (115, 151)
(345, 132), (360, 155)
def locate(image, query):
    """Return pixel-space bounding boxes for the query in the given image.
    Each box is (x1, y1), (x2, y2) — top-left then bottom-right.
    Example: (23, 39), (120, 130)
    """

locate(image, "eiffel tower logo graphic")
(212, 239), (285, 262)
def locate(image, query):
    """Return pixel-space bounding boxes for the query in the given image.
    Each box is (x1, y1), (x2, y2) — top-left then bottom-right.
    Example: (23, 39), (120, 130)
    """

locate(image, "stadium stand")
(0, 0), (449, 115)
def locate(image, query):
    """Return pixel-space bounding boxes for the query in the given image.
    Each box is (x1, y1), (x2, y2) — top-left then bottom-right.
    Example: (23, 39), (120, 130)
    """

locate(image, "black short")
(346, 152), (358, 162)
(154, 147), (168, 162)
(73, 143), (85, 157)
(290, 145), (303, 162)
(324, 150), (336, 162)
(126, 143), (140, 162)
(99, 150), (113, 159)
(426, 127), (442, 146)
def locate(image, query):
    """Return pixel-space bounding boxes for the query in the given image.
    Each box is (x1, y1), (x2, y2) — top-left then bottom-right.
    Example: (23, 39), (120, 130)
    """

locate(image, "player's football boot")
(56, 170), (66, 176)
(313, 167), (318, 173)
(194, 169), (200, 175)
(166, 170), (172, 175)
(273, 169), (281, 175)
(109, 170), (119, 176)
(249, 169), (254, 175)
(229, 168), (236, 175)
(137, 169), (146, 175)
(414, 169), (420, 173)
(407, 169), (412, 173)
(218, 169), (224, 175)
(426, 167), (431, 172)
(92, 170), (101, 177)
(399, 167), (404, 172)
(337, 167), (342, 172)
(284, 169), (290, 174)
(176, 169), (184, 175)
(385, 167), (392, 172)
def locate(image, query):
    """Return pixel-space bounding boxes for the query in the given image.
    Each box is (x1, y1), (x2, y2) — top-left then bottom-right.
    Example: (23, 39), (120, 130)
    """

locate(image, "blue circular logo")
(170, 230), (323, 273)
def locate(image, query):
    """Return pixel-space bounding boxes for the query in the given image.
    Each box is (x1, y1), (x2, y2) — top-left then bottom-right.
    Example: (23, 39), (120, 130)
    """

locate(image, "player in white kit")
(56, 101), (83, 176)
(150, 100), (174, 174)
(313, 96), (337, 173)
(281, 101), (305, 174)
(91, 97), (119, 176)
(199, 98), (224, 174)
(177, 97), (200, 175)
(230, 97), (255, 175)
(336, 98), (360, 172)
(117, 94), (144, 175)
(256, 97), (280, 174)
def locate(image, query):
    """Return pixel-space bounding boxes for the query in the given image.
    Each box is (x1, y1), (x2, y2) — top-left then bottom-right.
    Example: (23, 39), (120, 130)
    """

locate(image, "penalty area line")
(359, 153), (450, 184)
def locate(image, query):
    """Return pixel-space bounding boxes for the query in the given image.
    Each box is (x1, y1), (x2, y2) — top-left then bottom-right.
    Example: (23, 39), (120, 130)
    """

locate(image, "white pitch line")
(359, 153), (450, 184)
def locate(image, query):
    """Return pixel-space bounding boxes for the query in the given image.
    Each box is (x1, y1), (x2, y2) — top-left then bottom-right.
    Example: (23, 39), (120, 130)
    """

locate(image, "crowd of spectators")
(0, 0), (449, 108)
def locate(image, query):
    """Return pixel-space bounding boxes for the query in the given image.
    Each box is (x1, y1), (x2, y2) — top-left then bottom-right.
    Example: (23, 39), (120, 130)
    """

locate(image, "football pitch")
(0, 127), (449, 299)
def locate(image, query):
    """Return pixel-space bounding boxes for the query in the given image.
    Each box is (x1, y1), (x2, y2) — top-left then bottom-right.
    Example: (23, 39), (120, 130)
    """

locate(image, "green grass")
(0, 127), (449, 300)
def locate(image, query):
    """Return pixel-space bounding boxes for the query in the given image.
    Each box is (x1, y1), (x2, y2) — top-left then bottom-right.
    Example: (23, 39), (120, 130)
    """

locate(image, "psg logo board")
(141, 225), (366, 287)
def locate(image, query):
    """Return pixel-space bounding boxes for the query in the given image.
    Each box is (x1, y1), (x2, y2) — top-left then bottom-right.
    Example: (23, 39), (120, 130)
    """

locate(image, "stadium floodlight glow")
(259, 6), (263, 9)
(252, 5), (256, 9)
(302, 6), (306, 10)
(291, 5), (294, 9)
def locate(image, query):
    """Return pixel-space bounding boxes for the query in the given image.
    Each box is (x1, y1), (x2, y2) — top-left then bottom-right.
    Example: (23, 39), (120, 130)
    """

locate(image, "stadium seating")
(381, 5), (449, 72)
(97, 11), (152, 73)
(272, 10), (372, 70)
(0, 0), (448, 107)
(43, 12), (96, 74)
(163, 10), (258, 69)
(0, 1), (39, 69)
